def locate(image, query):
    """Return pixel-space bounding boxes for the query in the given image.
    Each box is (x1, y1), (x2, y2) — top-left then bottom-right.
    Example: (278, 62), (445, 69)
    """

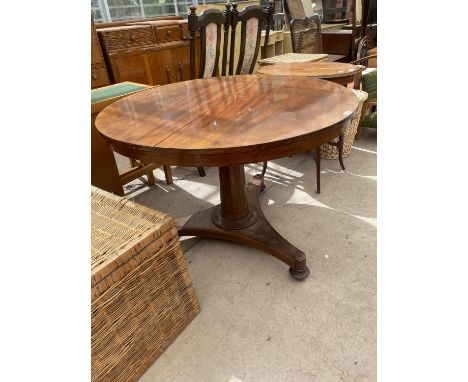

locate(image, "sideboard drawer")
(156, 25), (181, 43)
(92, 67), (110, 89)
(98, 25), (155, 52)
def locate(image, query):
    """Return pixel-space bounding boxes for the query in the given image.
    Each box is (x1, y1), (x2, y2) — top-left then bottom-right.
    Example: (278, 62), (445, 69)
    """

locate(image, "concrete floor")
(116, 129), (377, 382)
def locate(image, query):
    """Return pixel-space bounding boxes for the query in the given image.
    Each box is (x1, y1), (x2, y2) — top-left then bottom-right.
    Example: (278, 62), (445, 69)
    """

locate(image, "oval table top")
(257, 61), (362, 80)
(95, 75), (359, 167)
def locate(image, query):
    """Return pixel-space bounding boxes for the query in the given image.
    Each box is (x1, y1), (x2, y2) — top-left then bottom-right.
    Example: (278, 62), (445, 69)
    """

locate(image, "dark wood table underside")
(96, 75), (359, 279)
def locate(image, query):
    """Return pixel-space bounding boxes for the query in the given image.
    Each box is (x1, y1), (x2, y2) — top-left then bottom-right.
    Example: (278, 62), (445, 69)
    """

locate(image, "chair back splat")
(231, 1), (274, 75)
(188, 4), (231, 79)
(290, 15), (323, 54)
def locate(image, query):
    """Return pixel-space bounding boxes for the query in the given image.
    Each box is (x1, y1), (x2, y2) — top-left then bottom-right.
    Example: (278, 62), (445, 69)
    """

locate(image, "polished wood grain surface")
(95, 75), (359, 167)
(257, 61), (362, 79)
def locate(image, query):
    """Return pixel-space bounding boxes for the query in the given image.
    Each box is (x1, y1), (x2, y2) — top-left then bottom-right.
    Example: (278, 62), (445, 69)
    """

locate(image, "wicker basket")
(320, 89), (368, 159)
(91, 187), (200, 382)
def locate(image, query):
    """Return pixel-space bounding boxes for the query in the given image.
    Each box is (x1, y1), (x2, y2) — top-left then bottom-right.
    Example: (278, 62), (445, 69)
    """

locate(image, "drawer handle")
(166, 30), (172, 35)
(131, 35), (137, 41)
(92, 73), (98, 80)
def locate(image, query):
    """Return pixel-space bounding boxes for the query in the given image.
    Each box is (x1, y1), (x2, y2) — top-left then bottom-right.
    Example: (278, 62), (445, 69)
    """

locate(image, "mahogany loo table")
(95, 75), (359, 280)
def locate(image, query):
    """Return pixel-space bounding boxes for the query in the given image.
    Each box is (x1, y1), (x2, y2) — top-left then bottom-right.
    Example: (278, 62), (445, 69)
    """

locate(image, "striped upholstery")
(203, 23), (218, 78)
(239, 17), (259, 74)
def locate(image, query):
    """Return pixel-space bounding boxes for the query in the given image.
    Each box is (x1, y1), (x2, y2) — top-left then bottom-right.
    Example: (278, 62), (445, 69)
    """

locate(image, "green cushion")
(362, 111), (377, 129)
(91, 83), (148, 104)
(361, 69), (377, 100)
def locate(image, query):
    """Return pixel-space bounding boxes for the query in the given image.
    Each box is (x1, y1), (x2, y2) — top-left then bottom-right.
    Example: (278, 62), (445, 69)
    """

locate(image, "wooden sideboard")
(97, 20), (198, 86)
(91, 18), (111, 89)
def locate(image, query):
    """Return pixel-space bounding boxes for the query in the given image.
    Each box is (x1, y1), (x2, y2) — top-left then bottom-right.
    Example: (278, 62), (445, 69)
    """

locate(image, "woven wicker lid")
(91, 187), (176, 288)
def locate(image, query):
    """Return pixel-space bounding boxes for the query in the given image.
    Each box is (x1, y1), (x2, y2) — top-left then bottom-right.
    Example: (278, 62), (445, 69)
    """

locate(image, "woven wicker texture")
(321, 89), (368, 159)
(259, 52), (328, 65)
(290, 15), (323, 54)
(91, 187), (200, 382)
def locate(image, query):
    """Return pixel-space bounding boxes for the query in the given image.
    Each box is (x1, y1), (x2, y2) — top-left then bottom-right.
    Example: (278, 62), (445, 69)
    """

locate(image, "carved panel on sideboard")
(97, 20), (195, 86)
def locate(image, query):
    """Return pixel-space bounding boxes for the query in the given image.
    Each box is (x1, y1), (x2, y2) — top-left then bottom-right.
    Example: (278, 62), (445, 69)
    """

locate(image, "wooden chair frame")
(91, 84), (173, 196)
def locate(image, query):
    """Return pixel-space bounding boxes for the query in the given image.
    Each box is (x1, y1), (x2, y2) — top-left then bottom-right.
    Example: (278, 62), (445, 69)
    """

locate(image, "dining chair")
(227, 1), (274, 188)
(289, 16), (339, 192)
(229, 1), (274, 75)
(188, 4), (232, 177)
(257, 13), (342, 65)
(286, 15), (341, 194)
(91, 82), (173, 196)
(188, 4), (232, 79)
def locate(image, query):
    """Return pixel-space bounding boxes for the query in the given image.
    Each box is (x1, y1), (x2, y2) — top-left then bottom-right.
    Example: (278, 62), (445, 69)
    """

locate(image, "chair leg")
(163, 165), (173, 185)
(261, 161), (267, 178)
(129, 158), (138, 167)
(146, 170), (156, 185)
(338, 134), (345, 171)
(256, 161), (267, 192)
(313, 147), (321, 194)
(197, 167), (206, 177)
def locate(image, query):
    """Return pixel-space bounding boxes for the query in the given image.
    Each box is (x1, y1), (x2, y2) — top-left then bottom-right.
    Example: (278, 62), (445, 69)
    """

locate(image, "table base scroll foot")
(178, 169), (309, 280)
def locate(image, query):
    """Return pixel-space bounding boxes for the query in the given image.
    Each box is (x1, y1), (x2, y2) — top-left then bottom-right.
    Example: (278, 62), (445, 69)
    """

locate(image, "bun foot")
(289, 266), (310, 280)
